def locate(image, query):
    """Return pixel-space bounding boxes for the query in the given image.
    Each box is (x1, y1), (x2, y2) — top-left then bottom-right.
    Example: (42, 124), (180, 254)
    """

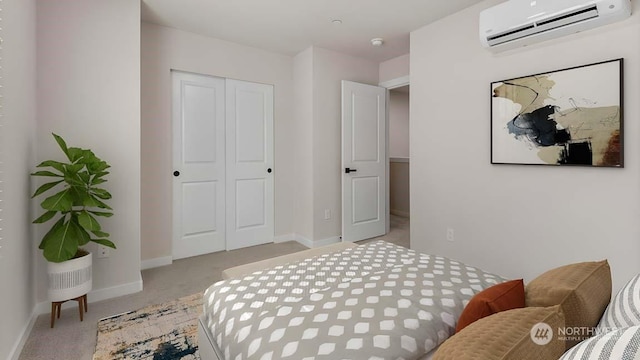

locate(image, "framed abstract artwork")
(491, 59), (623, 167)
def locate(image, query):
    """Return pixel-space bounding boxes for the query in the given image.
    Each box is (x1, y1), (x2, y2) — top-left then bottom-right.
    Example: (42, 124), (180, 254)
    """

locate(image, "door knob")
(345, 168), (357, 174)
(267, 168), (272, 173)
(173, 171), (180, 177)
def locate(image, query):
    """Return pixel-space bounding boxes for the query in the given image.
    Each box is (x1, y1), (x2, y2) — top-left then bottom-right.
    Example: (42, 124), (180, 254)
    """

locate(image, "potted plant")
(31, 133), (115, 303)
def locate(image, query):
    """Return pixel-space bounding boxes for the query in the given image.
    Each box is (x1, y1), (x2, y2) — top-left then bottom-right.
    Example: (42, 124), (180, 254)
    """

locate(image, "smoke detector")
(370, 38), (384, 46)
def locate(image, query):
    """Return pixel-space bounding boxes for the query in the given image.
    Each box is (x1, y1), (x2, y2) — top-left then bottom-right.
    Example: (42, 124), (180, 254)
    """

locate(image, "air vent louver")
(488, 5), (599, 46)
(479, 0), (632, 52)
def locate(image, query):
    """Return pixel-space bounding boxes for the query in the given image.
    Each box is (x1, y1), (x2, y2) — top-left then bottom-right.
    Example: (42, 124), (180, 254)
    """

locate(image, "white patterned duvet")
(203, 241), (505, 360)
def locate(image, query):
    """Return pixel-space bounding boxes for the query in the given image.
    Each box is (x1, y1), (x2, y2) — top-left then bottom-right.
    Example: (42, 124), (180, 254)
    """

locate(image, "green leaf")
(91, 230), (110, 238)
(91, 188), (112, 200)
(78, 211), (101, 231)
(91, 238), (116, 249)
(75, 187), (101, 208)
(91, 178), (107, 185)
(64, 175), (84, 187)
(88, 161), (110, 174)
(71, 217), (91, 246)
(78, 149), (97, 164)
(34, 133), (114, 261)
(67, 147), (85, 163)
(33, 211), (57, 224)
(42, 218), (79, 262)
(64, 163), (85, 174)
(41, 189), (73, 212)
(91, 196), (112, 210)
(39, 217), (65, 250)
(68, 186), (86, 206)
(91, 171), (110, 185)
(32, 180), (64, 198)
(36, 160), (66, 173)
(88, 211), (113, 217)
(77, 171), (90, 184)
(53, 133), (70, 160)
(82, 194), (100, 207)
(31, 170), (63, 177)
(93, 171), (110, 178)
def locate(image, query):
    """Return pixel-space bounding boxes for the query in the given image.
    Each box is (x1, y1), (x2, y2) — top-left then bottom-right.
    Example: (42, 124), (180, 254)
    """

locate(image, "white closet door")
(341, 80), (387, 242)
(172, 71), (226, 259)
(225, 79), (274, 250)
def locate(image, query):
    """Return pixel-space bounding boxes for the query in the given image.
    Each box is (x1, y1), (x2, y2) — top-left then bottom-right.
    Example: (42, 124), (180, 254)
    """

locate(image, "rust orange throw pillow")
(455, 279), (525, 333)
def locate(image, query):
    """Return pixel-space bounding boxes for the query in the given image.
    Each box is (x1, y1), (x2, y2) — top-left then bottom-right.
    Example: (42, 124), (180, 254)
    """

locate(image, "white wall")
(311, 47), (379, 242)
(379, 53), (410, 84)
(36, 0), (142, 303)
(0, 0), (37, 358)
(292, 48), (315, 241)
(389, 90), (410, 158)
(141, 23), (295, 260)
(410, 0), (640, 292)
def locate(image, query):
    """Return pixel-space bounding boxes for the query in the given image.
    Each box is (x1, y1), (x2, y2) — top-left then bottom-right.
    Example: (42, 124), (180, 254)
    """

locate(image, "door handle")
(345, 168), (357, 174)
(173, 171), (180, 177)
(267, 168), (272, 173)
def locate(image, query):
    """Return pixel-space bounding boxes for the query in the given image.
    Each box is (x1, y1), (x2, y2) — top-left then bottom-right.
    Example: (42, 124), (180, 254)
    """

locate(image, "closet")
(171, 71), (274, 259)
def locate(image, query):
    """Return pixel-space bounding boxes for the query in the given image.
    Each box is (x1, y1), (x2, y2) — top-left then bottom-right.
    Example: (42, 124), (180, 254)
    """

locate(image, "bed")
(198, 241), (505, 360)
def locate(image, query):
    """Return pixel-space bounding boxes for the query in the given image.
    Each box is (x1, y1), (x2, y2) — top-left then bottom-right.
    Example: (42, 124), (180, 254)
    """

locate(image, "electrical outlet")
(446, 228), (455, 242)
(324, 209), (331, 220)
(97, 245), (110, 258)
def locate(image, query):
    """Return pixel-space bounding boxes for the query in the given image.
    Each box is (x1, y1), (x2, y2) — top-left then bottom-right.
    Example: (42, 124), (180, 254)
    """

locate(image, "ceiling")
(141, 0), (485, 63)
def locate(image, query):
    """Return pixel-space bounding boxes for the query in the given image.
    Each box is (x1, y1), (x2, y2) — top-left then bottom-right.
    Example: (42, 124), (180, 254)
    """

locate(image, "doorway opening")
(388, 85), (410, 217)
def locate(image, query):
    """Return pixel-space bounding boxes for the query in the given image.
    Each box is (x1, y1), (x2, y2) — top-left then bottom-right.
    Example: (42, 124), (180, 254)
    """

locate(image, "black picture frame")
(491, 58), (623, 167)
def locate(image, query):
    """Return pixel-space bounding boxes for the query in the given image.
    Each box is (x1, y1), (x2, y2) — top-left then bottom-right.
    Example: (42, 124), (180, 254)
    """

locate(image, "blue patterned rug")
(94, 293), (202, 360)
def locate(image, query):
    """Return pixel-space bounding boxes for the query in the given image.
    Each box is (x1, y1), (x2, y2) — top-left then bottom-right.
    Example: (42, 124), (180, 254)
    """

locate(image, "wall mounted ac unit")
(479, 0), (632, 52)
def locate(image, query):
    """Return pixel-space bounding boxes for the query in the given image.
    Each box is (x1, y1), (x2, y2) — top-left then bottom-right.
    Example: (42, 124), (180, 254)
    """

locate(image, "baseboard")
(310, 236), (341, 248)
(8, 307), (38, 360)
(391, 209), (410, 218)
(291, 233), (313, 248)
(291, 234), (341, 249)
(33, 274), (144, 315)
(10, 274), (143, 360)
(87, 272), (144, 303)
(141, 256), (173, 270)
(273, 234), (295, 243)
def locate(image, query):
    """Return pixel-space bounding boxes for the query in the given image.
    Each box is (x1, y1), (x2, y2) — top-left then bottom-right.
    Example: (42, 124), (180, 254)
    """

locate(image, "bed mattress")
(201, 241), (504, 359)
(198, 316), (438, 360)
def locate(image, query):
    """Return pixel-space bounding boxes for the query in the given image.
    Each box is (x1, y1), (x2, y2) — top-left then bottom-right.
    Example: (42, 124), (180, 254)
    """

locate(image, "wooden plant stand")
(50, 294), (88, 328)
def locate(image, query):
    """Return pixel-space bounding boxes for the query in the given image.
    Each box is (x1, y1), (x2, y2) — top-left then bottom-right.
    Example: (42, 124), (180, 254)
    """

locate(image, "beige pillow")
(525, 260), (611, 349)
(434, 306), (565, 360)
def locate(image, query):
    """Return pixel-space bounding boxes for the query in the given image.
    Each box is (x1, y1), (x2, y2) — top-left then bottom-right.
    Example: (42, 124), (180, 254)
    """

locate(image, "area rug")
(93, 293), (202, 360)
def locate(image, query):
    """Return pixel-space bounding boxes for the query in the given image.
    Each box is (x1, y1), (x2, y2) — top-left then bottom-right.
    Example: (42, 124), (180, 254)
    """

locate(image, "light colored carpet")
(19, 215), (409, 360)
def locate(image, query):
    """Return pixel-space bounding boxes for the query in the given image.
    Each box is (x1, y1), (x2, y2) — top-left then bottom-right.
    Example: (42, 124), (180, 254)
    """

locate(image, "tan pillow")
(525, 260), (611, 349)
(434, 306), (565, 360)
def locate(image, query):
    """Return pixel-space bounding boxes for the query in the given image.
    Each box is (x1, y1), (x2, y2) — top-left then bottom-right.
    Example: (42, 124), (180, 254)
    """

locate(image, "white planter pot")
(47, 252), (93, 302)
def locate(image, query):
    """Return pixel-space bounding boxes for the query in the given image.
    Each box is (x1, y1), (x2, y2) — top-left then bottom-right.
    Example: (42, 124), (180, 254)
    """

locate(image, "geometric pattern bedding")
(203, 241), (505, 360)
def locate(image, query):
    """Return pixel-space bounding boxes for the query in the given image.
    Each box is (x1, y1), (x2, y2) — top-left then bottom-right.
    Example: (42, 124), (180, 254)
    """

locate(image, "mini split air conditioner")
(479, 0), (632, 52)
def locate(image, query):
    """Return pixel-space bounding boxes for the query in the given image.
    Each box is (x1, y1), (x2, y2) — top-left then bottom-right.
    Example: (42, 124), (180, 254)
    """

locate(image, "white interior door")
(225, 79), (274, 250)
(342, 80), (387, 242)
(172, 71), (226, 259)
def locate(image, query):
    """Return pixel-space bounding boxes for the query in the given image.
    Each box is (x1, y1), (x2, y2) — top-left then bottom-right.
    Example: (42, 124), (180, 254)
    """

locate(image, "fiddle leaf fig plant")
(32, 133), (115, 263)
